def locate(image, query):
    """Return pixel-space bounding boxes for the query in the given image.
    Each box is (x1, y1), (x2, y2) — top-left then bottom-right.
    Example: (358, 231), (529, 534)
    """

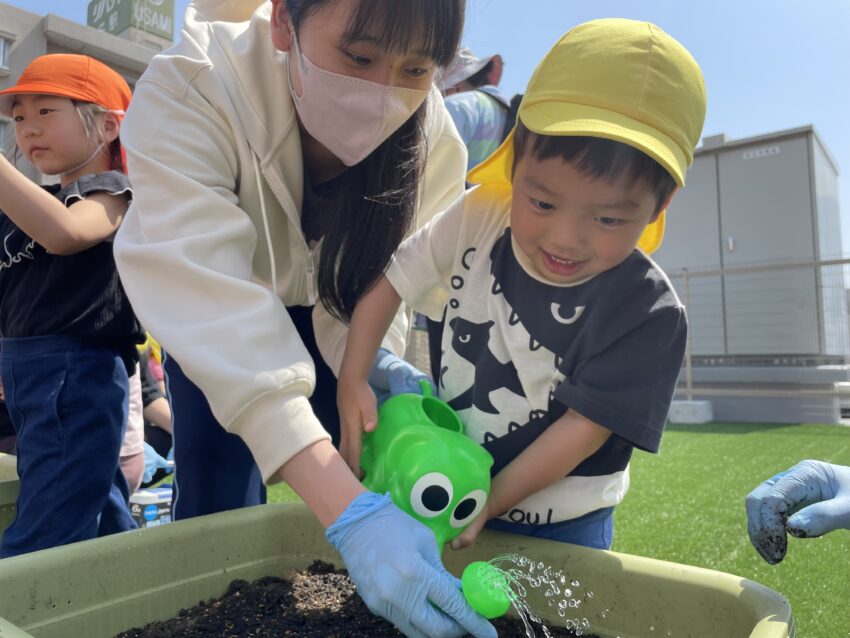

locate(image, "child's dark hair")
(512, 119), (677, 213)
(286, 0), (465, 322)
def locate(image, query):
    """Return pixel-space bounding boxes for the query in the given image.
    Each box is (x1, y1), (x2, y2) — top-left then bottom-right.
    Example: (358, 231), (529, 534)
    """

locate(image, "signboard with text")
(87, 0), (132, 36)
(87, 0), (174, 41)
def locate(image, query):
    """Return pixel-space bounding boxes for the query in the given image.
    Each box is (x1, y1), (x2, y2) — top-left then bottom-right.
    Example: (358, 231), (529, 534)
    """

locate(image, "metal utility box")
(653, 126), (849, 423)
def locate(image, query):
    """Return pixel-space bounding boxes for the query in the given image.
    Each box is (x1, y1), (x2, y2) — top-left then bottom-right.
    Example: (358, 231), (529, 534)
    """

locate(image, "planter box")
(0, 502), (794, 638)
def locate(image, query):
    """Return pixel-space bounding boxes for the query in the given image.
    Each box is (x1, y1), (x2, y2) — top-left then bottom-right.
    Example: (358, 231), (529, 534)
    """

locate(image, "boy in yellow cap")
(337, 18), (707, 549)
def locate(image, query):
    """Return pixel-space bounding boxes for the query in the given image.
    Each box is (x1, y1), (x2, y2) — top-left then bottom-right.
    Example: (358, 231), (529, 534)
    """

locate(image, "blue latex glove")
(745, 460), (850, 564)
(142, 441), (172, 484)
(369, 348), (434, 406)
(327, 492), (497, 638)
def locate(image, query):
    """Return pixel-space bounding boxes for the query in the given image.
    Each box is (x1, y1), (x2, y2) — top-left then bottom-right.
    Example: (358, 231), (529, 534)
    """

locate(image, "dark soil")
(115, 560), (596, 637)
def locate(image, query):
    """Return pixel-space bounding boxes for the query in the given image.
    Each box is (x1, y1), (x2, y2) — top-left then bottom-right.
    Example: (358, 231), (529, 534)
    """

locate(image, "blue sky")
(11, 0), (850, 254)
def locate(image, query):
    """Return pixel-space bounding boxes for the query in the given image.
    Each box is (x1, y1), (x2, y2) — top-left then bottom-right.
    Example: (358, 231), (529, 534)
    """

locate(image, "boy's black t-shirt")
(0, 171), (143, 369)
(387, 188), (687, 523)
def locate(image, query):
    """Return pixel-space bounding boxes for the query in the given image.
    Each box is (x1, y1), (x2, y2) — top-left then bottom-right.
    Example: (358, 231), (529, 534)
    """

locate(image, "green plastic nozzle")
(462, 561), (512, 619)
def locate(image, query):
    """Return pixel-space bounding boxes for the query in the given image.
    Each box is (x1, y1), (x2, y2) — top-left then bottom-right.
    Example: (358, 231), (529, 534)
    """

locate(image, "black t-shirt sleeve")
(59, 171), (133, 205)
(554, 303), (687, 453)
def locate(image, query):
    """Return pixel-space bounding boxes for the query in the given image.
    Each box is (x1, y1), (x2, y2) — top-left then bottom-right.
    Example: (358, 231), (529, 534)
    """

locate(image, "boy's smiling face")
(510, 152), (667, 284)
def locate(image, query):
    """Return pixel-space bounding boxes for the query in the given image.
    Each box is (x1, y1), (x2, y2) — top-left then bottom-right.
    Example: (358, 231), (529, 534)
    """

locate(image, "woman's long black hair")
(286, 0), (465, 322)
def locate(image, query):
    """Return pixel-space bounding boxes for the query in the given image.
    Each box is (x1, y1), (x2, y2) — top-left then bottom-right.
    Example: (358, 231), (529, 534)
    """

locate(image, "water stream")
(484, 553), (608, 638)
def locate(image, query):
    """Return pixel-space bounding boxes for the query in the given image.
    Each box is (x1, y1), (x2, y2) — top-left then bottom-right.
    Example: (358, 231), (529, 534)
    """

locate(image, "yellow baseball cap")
(469, 18), (706, 254)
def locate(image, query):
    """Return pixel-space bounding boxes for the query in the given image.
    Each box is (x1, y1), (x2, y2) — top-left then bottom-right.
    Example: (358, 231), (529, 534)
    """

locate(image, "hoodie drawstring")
(252, 153), (279, 295)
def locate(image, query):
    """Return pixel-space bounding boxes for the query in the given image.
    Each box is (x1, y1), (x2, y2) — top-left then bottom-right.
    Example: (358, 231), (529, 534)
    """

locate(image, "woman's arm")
(115, 72), (332, 485)
(0, 155), (126, 254)
(277, 439), (367, 527)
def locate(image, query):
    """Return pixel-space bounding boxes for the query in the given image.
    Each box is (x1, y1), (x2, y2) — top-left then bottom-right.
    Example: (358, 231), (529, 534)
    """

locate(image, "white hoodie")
(114, 1), (467, 482)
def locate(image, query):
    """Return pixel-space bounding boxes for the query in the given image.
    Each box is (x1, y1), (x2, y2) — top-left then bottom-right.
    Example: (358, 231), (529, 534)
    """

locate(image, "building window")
(0, 36), (10, 70)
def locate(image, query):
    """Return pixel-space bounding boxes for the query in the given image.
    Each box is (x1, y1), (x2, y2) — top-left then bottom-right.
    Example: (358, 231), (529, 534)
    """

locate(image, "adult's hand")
(327, 491), (497, 638)
(745, 459), (850, 564)
(368, 348), (434, 405)
(142, 441), (172, 484)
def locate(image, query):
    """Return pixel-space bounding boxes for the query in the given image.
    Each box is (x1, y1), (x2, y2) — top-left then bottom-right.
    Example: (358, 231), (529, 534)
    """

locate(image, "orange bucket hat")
(0, 54), (133, 172)
(0, 53), (131, 117)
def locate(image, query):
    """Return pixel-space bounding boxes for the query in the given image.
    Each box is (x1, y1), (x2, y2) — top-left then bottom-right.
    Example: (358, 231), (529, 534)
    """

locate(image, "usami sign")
(87, 0), (174, 41)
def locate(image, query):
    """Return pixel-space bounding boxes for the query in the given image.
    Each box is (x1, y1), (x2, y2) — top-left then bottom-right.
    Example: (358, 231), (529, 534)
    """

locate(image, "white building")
(654, 126), (848, 424)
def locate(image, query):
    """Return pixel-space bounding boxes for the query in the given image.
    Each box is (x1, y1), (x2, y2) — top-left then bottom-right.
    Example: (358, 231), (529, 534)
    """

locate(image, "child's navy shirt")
(0, 171), (142, 370)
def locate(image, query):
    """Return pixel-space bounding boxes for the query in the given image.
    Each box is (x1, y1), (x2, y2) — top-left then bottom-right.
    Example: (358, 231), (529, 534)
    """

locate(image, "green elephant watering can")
(360, 382), (512, 619)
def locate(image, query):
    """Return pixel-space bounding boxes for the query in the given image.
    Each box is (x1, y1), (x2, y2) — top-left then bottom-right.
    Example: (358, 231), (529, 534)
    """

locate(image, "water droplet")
(581, 618), (590, 628)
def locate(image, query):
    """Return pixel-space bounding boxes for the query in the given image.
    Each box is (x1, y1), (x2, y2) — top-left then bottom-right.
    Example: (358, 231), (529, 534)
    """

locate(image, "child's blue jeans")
(485, 506), (614, 549)
(0, 335), (137, 558)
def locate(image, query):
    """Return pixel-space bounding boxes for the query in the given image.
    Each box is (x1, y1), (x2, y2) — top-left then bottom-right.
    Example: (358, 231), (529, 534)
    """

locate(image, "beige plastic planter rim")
(0, 502), (794, 638)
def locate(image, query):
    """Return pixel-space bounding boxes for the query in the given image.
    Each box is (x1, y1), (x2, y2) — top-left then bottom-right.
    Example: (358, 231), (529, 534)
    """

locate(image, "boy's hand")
(338, 375), (379, 479)
(450, 496), (496, 550)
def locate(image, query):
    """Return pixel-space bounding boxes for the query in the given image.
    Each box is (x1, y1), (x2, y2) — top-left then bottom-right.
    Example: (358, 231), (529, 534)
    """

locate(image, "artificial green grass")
(266, 422), (850, 636)
(613, 422), (850, 638)
(266, 480), (299, 504)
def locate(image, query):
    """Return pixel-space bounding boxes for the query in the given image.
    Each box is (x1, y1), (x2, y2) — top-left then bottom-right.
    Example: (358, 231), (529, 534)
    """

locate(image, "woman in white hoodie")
(115, 1), (495, 637)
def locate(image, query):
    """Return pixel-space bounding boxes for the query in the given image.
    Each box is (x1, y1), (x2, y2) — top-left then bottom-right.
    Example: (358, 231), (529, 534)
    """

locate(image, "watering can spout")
(462, 561), (511, 619)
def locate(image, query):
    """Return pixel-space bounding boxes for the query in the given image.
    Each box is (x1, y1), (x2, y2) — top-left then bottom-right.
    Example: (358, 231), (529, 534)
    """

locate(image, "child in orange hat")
(0, 54), (144, 557)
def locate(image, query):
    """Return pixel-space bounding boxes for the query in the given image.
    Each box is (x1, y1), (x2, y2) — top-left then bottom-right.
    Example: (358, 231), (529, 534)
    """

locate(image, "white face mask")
(287, 24), (430, 167)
